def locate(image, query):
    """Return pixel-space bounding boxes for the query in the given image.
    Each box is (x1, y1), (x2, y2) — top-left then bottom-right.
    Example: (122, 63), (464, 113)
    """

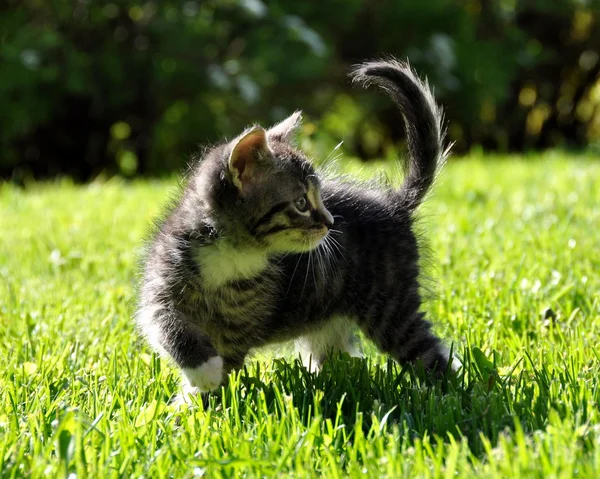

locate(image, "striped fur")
(136, 59), (453, 397)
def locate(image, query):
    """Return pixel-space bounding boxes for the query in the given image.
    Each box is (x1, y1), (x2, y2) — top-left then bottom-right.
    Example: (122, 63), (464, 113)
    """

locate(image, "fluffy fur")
(136, 58), (454, 399)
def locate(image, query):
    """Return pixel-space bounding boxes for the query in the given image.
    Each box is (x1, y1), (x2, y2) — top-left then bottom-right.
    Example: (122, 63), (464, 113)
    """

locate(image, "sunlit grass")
(1, 152), (599, 477)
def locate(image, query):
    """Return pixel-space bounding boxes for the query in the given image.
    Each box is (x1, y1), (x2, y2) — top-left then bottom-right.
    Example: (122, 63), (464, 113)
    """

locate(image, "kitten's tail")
(350, 59), (450, 211)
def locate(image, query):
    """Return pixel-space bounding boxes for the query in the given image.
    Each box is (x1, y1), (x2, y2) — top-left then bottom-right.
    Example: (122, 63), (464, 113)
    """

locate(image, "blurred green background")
(1, 0), (599, 181)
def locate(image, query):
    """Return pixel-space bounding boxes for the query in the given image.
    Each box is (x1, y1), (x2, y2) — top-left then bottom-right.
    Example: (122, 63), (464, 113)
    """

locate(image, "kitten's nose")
(322, 209), (334, 229)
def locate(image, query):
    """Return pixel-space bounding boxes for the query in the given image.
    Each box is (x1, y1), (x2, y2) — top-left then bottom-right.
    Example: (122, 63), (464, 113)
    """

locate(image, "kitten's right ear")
(268, 110), (303, 142)
(228, 127), (270, 192)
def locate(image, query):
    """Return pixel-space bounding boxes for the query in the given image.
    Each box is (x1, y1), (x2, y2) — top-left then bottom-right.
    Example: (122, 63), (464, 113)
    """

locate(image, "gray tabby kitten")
(136, 59), (454, 398)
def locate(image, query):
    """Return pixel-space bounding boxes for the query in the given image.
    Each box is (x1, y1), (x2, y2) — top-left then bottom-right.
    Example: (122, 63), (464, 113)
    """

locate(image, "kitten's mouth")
(306, 226), (329, 245)
(264, 226), (328, 253)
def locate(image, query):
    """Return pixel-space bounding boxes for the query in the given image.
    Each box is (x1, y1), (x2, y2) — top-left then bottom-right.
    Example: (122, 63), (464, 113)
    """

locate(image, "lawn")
(1, 152), (599, 478)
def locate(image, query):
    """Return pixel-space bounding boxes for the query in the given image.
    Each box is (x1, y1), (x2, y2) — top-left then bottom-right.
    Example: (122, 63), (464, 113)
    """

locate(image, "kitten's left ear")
(268, 110), (303, 142)
(228, 126), (270, 192)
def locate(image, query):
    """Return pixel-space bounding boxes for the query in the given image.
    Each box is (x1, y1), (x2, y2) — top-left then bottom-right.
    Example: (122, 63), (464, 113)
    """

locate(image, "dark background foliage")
(1, 0), (599, 180)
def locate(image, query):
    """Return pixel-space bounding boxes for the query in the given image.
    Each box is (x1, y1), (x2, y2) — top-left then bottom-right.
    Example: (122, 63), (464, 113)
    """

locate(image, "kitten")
(136, 59), (454, 399)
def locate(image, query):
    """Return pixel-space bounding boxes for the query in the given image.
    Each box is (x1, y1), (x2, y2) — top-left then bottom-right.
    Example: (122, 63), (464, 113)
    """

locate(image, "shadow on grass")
(194, 347), (579, 458)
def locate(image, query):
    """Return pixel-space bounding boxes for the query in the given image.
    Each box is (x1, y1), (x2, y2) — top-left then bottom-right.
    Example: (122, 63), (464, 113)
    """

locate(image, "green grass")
(1, 152), (599, 478)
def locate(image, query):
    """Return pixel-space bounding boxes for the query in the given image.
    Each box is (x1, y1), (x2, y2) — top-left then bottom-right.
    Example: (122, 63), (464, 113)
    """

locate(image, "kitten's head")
(211, 111), (333, 253)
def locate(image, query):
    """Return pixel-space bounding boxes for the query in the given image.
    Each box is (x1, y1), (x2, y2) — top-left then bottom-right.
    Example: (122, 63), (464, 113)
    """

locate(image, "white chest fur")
(195, 242), (269, 289)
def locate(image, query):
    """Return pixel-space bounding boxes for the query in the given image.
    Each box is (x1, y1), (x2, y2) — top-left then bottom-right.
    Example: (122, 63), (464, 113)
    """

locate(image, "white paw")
(342, 340), (364, 359)
(172, 384), (200, 407)
(449, 354), (463, 372)
(302, 354), (323, 373)
(440, 345), (463, 372)
(182, 356), (224, 392)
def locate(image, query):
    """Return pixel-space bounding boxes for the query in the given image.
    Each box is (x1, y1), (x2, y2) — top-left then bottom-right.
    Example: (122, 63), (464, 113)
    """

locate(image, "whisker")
(301, 243), (312, 298)
(312, 247), (320, 286)
(320, 236), (337, 276)
(327, 233), (347, 253)
(326, 234), (350, 266)
(273, 252), (291, 265)
(285, 250), (304, 298)
(316, 247), (325, 280)
(328, 230), (343, 246)
(322, 240), (333, 276)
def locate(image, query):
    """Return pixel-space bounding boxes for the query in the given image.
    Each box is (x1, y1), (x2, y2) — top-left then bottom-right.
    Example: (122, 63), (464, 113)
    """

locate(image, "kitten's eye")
(294, 195), (309, 212)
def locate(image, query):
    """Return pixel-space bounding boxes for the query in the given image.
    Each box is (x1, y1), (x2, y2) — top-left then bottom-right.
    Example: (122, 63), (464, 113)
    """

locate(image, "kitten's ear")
(228, 126), (270, 192)
(268, 110), (303, 142)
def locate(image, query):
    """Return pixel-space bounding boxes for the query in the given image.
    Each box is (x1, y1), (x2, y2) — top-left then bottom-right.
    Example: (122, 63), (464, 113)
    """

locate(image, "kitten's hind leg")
(361, 311), (453, 374)
(296, 317), (362, 373)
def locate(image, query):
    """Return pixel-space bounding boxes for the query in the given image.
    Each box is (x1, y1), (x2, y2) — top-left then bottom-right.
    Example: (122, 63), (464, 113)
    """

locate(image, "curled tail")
(350, 59), (450, 211)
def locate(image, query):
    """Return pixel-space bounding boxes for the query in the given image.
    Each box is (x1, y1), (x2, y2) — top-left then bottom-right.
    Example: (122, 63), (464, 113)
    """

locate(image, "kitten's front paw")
(182, 356), (224, 392)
